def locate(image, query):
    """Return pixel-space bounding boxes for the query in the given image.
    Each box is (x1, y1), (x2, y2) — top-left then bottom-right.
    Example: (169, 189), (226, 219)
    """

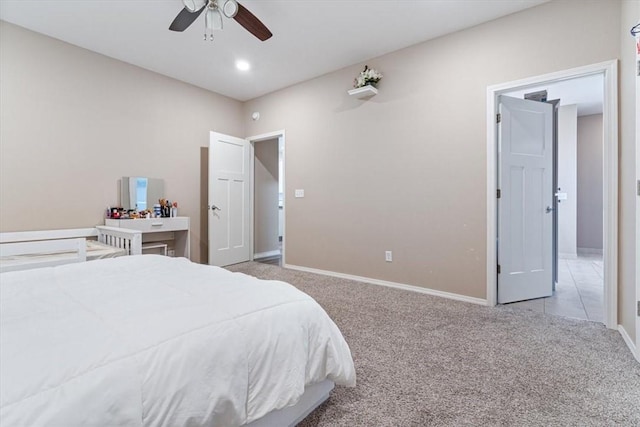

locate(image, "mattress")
(0, 255), (355, 426)
(0, 240), (126, 269)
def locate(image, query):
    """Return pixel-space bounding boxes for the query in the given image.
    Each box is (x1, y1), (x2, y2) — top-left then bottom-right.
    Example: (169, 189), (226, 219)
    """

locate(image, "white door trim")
(246, 130), (286, 266)
(636, 27), (640, 361)
(486, 60), (618, 329)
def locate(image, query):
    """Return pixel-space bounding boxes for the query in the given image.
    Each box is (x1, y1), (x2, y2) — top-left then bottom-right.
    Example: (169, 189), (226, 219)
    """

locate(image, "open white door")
(209, 132), (251, 267)
(498, 96), (553, 303)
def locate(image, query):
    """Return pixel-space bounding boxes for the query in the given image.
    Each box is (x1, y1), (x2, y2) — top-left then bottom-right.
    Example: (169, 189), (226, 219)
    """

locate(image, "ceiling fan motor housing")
(182, 0), (237, 18)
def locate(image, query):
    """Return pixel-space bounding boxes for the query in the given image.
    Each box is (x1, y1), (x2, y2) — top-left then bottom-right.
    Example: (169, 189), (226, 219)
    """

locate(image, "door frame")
(486, 60), (618, 329)
(636, 30), (640, 361)
(246, 129), (286, 266)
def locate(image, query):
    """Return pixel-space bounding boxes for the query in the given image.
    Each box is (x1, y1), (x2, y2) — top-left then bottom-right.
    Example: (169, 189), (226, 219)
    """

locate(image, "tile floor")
(254, 253), (282, 266)
(254, 239), (282, 267)
(504, 255), (604, 323)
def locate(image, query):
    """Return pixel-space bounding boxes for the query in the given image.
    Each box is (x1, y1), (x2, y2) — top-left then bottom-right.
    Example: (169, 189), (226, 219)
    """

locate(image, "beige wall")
(576, 114), (603, 252)
(254, 138), (280, 255)
(0, 21), (244, 263)
(242, 0), (622, 299)
(1, 1), (636, 344)
(558, 105), (578, 258)
(619, 0), (638, 346)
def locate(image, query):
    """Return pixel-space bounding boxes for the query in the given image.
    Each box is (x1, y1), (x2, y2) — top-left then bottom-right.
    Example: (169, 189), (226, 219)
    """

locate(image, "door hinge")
(637, 300), (640, 317)
(497, 189), (501, 199)
(497, 264), (501, 274)
(496, 113), (501, 123)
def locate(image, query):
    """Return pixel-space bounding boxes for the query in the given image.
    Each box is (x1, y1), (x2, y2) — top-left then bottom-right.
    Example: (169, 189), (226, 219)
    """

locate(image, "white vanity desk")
(105, 217), (190, 259)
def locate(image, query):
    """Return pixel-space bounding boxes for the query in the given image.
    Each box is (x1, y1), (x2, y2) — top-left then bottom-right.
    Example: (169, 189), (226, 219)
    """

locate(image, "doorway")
(486, 61), (618, 329)
(248, 130), (286, 267)
(501, 77), (605, 322)
(205, 130), (286, 267)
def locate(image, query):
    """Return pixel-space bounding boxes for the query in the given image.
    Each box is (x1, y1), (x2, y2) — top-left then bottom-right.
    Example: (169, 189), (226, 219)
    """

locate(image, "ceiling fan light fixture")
(221, 0), (238, 18)
(182, 0), (206, 13)
(205, 7), (223, 31)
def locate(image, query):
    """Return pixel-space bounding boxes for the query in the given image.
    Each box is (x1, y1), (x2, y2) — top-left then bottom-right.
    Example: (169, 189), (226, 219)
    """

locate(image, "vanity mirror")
(121, 177), (164, 211)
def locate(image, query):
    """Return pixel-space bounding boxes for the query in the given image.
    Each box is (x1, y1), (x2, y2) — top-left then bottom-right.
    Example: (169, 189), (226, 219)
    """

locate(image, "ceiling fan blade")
(169, 6), (205, 32)
(234, 3), (272, 41)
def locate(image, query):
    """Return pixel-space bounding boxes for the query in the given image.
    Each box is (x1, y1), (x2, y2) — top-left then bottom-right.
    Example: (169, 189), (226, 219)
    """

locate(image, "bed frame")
(246, 380), (334, 427)
(0, 226), (142, 273)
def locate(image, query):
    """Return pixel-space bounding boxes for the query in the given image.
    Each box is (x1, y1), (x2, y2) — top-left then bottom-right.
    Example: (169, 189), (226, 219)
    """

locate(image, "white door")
(498, 96), (554, 303)
(209, 132), (251, 267)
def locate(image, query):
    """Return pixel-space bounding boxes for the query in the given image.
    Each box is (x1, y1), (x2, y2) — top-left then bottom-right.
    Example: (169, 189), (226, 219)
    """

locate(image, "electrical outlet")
(385, 251), (392, 262)
(168, 249), (176, 257)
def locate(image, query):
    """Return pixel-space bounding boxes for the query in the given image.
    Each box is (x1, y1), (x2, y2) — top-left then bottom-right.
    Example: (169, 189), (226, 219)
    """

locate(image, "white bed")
(0, 226), (143, 273)
(0, 255), (356, 426)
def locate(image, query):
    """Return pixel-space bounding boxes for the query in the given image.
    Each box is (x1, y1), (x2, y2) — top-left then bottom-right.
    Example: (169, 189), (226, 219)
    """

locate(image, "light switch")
(555, 192), (568, 200)
(295, 189), (305, 198)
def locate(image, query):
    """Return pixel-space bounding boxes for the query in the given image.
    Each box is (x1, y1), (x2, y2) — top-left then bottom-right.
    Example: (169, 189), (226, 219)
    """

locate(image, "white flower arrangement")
(354, 65), (383, 89)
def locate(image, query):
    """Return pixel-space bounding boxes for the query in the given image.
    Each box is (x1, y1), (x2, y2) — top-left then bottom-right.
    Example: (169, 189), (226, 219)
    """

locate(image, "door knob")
(545, 206), (554, 213)
(211, 205), (220, 211)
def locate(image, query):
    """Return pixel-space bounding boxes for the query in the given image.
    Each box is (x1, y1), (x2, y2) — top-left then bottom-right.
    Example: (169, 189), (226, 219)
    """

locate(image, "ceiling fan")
(169, 0), (272, 41)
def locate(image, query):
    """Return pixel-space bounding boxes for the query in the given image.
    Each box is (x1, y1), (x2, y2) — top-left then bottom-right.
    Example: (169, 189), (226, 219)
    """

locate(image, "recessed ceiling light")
(236, 60), (250, 71)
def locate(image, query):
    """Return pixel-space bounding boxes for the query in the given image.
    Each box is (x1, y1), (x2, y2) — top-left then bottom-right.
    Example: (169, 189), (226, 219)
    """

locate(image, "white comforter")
(0, 255), (355, 427)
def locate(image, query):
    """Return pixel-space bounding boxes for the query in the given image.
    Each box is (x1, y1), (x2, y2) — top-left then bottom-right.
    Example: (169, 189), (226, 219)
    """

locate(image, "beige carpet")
(226, 262), (640, 426)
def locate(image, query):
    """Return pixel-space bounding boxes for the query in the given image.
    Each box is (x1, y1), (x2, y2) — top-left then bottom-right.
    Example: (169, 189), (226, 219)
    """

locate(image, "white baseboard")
(254, 250), (281, 259)
(618, 324), (639, 363)
(577, 247), (604, 256)
(284, 264), (487, 306)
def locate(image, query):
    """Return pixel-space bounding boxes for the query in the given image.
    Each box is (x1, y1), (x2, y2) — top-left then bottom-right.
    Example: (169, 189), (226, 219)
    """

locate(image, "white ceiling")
(0, 0), (549, 101)
(504, 73), (604, 116)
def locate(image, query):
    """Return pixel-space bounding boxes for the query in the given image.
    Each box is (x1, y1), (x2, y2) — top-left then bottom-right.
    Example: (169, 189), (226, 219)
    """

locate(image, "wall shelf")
(347, 85), (378, 99)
